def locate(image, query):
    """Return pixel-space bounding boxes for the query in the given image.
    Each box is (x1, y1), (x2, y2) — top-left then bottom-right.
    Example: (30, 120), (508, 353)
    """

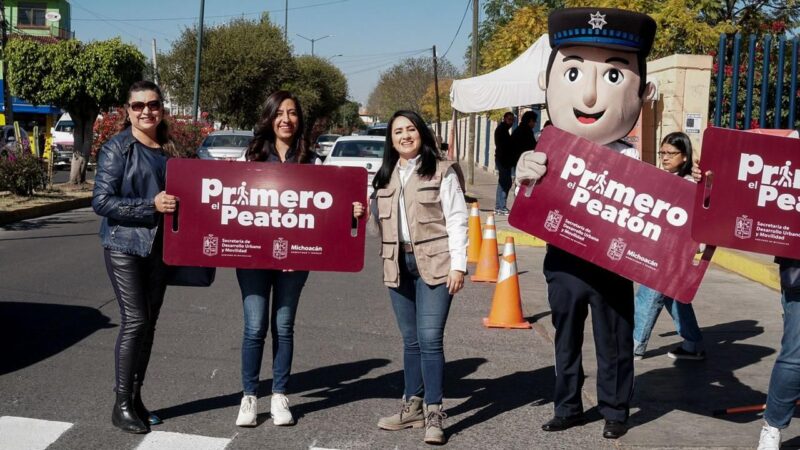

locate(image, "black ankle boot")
(133, 383), (162, 426)
(112, 393), (148, 434)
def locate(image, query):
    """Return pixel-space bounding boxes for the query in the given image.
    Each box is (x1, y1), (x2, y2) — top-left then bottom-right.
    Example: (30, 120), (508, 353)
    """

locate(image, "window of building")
(18, 3), (48, 28)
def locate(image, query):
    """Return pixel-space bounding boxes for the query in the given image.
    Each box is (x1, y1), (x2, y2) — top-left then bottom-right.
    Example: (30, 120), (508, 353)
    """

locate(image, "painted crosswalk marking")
(0, 416), (73, 450)
(135, 431), (231, 450)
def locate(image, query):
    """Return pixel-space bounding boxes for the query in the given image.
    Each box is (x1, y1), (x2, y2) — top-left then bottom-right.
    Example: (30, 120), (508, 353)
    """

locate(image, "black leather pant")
(104, 248), (167, 395)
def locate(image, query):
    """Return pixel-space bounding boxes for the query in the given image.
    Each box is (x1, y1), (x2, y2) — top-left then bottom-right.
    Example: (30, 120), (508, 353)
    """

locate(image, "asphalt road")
(0, 208), (613, 449)
(50, 167), (95, 185)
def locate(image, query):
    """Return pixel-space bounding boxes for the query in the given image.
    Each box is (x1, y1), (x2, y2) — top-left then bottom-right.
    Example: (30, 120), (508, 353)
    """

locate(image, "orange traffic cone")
(467, 202), (482, 264)
(483, 237), (531, 329)
(470, 213), (499, 282)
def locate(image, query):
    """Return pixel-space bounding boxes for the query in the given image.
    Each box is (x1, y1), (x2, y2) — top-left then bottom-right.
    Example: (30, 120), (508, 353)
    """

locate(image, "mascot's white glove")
(516, 151), (547, 185)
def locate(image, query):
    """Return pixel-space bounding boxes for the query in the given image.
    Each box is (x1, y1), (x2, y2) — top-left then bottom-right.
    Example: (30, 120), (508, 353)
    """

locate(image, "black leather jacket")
(92, 127), (168, 257)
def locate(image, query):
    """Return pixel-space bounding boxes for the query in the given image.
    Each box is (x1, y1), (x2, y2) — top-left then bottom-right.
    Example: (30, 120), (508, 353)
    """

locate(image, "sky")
(69, 0), (477, 107)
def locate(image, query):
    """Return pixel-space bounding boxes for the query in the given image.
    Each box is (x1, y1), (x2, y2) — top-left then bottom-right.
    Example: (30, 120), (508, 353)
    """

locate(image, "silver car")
(196, 130), (253, 161)
(314, 134), (341, 157)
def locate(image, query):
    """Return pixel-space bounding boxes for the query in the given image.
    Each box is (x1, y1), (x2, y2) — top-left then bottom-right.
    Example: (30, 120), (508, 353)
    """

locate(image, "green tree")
(420, 78), (454, 123)
(159, 15), (293, 129)
(476, 0), (797, 72)
(366, 56), (459, 121)
(479, 5), (550, 73)
(330, 100), (364, 135)
(281, 55), (348, 139)
(6, 37), (145, 184)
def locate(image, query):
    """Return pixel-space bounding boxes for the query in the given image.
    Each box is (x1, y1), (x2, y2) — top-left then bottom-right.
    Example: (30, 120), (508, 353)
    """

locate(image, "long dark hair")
(373, 110), (442, 190)
(245, 90), (310, 163)
(661, 131), (693, 178)
(122, 80), (178, 156)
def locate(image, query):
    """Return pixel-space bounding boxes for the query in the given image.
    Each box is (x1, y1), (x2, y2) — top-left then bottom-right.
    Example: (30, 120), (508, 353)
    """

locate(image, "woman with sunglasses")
(632, 131), (706, 361)
(93, 80), (177, 434)
(234, 90), (364, 428)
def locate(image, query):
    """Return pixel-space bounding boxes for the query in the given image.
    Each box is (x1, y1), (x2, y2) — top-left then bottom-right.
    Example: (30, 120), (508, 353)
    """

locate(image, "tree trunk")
(68, 108), (98, 184)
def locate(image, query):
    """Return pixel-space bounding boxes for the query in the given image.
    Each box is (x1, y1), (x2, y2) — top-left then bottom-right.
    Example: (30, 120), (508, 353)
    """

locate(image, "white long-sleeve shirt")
(397, 155), (468, 272)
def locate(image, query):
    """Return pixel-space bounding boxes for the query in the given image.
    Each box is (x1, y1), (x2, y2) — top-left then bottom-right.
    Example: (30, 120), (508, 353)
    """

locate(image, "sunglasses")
(129, 101), (162, 112)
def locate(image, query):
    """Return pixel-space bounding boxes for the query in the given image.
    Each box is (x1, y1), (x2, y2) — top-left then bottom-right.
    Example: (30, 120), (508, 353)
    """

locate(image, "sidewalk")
(462, 164), (795, 448)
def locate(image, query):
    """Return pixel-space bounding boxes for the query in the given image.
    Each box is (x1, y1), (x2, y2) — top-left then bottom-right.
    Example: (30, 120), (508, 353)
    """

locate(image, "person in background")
(633, 132), (705, 361)
(93, 80), (176, 434)
(506, 110), (537, 214)
(494, 111), (515, 215)
(372, 110), (468, 445)
(233, 90), (364, 428)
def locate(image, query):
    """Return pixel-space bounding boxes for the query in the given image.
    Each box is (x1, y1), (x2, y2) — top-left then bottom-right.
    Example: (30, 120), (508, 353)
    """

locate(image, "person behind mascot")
(515, 8), (657, 439)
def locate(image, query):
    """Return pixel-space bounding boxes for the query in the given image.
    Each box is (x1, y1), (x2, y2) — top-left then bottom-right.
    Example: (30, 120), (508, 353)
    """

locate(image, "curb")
(0, 197), (92, 226)
(496, 229), (545, 247)
(711, 248), (780, 292)
(496, 224), (780, 292)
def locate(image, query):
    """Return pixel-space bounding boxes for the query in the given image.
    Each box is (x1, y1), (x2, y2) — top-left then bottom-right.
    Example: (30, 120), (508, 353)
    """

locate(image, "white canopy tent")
(449, 34), (551, 113)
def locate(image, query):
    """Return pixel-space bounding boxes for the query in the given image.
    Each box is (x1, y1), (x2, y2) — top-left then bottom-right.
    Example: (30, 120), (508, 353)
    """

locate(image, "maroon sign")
(692, 127), (800, 258)
(163, 159), (367, 271)
(509, 127), (713, 302)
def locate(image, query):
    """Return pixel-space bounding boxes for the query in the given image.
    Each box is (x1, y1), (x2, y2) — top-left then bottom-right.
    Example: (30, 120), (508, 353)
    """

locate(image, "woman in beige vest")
(372, 110), (468, 445)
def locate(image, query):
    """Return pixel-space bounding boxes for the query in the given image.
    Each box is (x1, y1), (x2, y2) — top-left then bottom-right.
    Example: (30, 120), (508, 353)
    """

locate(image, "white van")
(51, 113), (74, 145)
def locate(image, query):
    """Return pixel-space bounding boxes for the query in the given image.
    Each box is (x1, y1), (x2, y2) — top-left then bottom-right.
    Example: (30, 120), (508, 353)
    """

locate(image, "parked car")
(52, 143), (74, 169)
(323, 136), (385, 197)
(51, 113), (74, 145)
(365, 124), (387, 136)
(313, 133), (341, 157)
(196, 130), (254, 161)
(0, 126), (30, 158)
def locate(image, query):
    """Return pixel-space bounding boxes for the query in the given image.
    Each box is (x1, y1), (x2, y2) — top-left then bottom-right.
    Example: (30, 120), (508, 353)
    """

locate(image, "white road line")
(135, 431), (231, 450)
(0, 416), (73, 450)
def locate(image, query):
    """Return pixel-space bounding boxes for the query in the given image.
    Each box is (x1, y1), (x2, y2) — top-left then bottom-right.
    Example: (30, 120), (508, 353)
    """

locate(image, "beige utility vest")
(376, 160), (455, 287)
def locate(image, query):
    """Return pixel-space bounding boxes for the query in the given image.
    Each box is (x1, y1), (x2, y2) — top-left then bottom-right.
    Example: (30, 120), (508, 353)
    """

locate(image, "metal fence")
(713, 33), (799, 130)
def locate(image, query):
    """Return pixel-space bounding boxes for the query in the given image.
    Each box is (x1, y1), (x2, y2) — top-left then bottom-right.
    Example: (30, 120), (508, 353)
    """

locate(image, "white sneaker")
(270, 393), (294, 426)
(757, 423), (781, 450)
(235, 395), (257, 427)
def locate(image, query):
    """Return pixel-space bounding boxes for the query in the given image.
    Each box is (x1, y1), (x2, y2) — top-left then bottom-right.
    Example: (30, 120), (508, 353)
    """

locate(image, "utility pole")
(191, 0), (205, 121)
(432, 45), (441, 139)
(151, 38), (159, 85)
(1, 0), (13, 125)
(284, 0), (288, 41)
(467, 0), (478, 185)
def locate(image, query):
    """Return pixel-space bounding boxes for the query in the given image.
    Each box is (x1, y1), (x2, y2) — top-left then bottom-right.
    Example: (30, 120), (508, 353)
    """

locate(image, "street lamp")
(326, 54), (343, 62)
(296, 34), (333, 57)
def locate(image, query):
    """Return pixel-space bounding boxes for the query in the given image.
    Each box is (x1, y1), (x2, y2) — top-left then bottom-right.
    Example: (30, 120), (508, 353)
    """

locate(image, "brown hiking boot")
(377, 396), (425, 430)
(423, 403), (447, 445)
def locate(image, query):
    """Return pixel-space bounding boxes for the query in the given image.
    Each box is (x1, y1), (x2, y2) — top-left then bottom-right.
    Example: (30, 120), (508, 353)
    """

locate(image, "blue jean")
(632, 285), (704, 355)
(388, 253), (453, 405)
(237, 268), (309, 395)
(765, 291), (800, 428)
(495, 164), (515, 210)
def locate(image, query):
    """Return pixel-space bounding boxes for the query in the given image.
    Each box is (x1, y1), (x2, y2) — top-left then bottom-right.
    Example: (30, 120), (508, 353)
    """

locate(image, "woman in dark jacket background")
(92, 80), (178, 434)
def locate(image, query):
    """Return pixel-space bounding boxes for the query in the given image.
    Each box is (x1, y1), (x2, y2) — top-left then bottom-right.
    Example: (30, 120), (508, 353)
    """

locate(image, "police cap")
(548, 8), (656, 57)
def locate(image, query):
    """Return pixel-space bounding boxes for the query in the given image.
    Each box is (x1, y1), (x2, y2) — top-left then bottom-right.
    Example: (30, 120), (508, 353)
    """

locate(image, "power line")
(344, 49), (429, 76)
(70, 0), (171, 41)
(335, 48), (429, 70)
(71, 0), (349, 23)
(441, 0), (471, 59)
